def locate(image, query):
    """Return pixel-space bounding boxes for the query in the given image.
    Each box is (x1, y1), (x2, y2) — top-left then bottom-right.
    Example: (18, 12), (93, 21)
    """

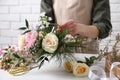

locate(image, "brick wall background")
(0, 0), (40, 48)
(0, 0), (120, 50)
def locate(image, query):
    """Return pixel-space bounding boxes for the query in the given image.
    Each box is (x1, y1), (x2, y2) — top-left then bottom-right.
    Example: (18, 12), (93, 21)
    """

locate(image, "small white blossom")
(48, 17), (52, 21)
(46, 22), (50, 28)
(64, 34), (76, 43)
(39, 31), (43, 37)
(40, 26), (45, 29)
(43, 20), (47, 24)
(40, 12), (45, 16)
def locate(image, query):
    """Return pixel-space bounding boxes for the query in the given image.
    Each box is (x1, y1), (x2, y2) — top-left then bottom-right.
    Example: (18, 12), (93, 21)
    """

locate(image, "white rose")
(64, 60), (77, 72)
(42, 33), (58, 53)
(73, 63), (89, 77)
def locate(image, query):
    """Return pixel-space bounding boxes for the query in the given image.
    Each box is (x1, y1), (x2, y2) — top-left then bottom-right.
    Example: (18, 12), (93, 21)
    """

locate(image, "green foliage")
(22, 30), (31, 34)
(37, 56), (49, 69)
(77, 56), (97, 67)
(25, 19), (29, 29)
(18, 27), (27, 30)
(18, 19), (31, 34)
(13, 53), (21, 59)
(57, 29), (68, 40)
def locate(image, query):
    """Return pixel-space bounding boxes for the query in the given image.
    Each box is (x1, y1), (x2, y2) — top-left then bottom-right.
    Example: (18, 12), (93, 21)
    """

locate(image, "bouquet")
(0, 12), (90, 76)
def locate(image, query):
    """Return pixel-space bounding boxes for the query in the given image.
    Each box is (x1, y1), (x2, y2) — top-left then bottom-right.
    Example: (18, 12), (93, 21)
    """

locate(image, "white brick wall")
(0, 0), (40, 48)
(0, 0), (120, 50)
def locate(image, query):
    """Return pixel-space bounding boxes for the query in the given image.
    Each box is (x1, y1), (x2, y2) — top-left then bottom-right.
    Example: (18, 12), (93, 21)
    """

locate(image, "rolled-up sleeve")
(40, 0), (55, 22)
(92, 0), (112, 39)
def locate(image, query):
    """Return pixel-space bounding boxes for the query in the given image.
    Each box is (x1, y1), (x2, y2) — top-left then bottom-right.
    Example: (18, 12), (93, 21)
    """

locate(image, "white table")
(0, 54), (98, 80)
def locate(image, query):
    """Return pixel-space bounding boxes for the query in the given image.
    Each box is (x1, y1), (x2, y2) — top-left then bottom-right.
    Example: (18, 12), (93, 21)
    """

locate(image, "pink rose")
(24, 31), (38, 50)
(0, 48), (5, 55)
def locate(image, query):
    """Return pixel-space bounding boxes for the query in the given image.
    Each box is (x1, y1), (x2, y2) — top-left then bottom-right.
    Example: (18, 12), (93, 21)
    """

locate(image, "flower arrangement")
(0, 45), (34, 76)
(0, 13), (88, 76)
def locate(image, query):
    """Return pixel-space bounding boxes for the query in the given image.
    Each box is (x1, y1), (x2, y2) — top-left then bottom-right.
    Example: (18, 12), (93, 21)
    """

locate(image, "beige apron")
(53, 0), (99, 54)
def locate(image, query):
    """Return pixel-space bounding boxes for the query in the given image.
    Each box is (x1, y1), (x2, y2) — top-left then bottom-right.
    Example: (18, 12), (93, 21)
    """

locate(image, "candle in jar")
(18, 35), (25, 51)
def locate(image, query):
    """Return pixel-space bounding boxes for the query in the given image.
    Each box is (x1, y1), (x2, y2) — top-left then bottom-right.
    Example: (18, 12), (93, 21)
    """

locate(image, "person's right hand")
(56, 20), (78, 35)
(56, 19), (99, 38)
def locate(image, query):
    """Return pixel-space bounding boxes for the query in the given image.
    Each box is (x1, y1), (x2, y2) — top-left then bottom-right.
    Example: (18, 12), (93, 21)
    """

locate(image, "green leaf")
(22, 30), (31, 34)
(77, 60), (84, 63)
(25, 19), (29, 29)
(38, 60), (44, 69)
(18, 27), (27, 30)
(12, 60), (19, 66)
(45, 57), (49, 62)
(84, 56), (97, 67)
(90, 56), (97, 61)
(13, 53), (21, 59)
(37, 56), (44, 63)
(58, 29), (68, 39)
(85, 57), (90, 62)
(66, 42), (77, 47)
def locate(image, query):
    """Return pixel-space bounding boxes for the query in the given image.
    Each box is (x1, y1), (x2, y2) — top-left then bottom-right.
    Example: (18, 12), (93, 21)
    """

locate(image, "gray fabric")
(40, 0), (55, 23)
(92, 0), (112, 39)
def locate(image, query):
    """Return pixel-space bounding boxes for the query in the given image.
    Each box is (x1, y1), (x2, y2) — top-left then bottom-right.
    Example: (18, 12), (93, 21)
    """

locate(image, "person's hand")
(57, 19), (99, 38)
(57, 20), (78, 35)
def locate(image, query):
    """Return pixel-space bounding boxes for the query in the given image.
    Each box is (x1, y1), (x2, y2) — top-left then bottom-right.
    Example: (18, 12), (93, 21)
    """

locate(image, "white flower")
(46, 22), (50, 28)
(39, 31), (43, 37)
(64, 60), (77, 72)
(40, 26), (45, 29)
(43, 20), (47, 24)
(64, 34), (76, 43)
(73, 63), (89, 77)
(40, 12), (45, 16)
(48, 17), (52, 21)
(42, 33), (58, 53)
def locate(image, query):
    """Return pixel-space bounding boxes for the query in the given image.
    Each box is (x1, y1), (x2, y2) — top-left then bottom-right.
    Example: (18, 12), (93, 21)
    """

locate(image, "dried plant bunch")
(110, 34), (120, 63)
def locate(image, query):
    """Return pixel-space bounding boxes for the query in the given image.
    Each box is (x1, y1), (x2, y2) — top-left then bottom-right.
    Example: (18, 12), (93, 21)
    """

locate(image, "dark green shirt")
(40, 0), (112, 39)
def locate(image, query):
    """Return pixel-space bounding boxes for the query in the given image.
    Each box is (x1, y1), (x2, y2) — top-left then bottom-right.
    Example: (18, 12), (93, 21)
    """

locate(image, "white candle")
(18, 35), (25, 51)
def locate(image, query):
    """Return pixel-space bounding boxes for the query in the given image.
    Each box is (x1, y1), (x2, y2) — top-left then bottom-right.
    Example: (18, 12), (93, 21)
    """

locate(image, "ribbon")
(88, 62), (120, 80)
(110, 62), (120, 79)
